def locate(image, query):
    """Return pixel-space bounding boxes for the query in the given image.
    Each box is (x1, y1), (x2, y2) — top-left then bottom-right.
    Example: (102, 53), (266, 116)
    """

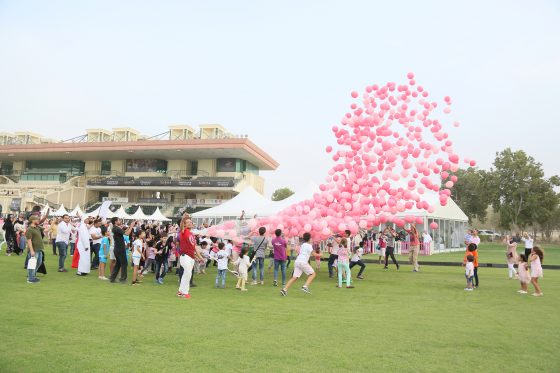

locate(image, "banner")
(88, 179), (235, 188)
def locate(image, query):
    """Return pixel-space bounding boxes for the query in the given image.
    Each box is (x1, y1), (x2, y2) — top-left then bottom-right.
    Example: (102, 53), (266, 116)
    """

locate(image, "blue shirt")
(100, 237), (110, 258)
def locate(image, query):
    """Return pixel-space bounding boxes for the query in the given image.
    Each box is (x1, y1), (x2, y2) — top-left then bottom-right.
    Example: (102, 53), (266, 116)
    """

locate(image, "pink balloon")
(351, 91), (359, 98)
(326, 146), (333, 153)
(429, 222), (438, 229)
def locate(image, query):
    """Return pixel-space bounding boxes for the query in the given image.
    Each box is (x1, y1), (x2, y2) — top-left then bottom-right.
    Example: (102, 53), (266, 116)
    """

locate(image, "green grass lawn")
(0, 251), (559, 372)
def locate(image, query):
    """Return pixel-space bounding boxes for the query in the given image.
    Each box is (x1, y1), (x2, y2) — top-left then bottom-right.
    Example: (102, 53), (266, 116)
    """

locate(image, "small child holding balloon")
(235, 247), (254, 291)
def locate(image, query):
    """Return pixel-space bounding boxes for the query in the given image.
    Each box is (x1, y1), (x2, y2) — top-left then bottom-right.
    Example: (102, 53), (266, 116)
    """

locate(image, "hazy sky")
(1, 0), (559, 196)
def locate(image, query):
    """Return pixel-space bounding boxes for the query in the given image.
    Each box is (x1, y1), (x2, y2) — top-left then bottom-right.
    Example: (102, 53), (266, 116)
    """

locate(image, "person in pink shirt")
(271, 229), (288, 287)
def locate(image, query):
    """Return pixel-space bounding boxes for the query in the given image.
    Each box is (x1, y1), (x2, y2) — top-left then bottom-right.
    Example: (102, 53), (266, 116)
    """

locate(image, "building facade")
(0, 124), (278, 217)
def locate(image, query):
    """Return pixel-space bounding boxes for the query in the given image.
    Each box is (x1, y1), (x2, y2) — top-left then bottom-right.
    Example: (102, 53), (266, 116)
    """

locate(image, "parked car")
(478, 229), (502, 238)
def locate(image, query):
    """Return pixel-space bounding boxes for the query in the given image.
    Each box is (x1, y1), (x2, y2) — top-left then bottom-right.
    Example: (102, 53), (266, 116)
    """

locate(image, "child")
(377, 234), (386, 264)
(516, 253), (530, 294)
(337, 238), (353, 288)
(131, 231), (145, 286)
(463, 243), (479, 288)
(235, 247), (254, 291)
(281, 233), (316, 296)
(196, 241), (209, 274)
(312, 246), (322, 270)
(167, 237), (177, 272)
(349, 241), (366, 279)
(504, 235), (518, 279)
(529, 247), (544, 296)
(142, 240), (157, 275)
(212, 242), (229, 288)
(464, 255), (474, 291)
(154, 233), (170, 285)
(98, 229), (110, 280)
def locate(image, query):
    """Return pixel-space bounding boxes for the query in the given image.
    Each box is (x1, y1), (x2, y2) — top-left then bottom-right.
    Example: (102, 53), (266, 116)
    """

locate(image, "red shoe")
(182, 294), (191, 299)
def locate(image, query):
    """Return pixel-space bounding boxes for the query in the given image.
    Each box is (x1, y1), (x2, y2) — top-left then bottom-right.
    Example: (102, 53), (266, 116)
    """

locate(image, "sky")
(0, 0), (559, 197)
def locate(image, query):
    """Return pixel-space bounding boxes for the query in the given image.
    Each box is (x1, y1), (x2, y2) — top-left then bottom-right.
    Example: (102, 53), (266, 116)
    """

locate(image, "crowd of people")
(0, 207), (547, 298)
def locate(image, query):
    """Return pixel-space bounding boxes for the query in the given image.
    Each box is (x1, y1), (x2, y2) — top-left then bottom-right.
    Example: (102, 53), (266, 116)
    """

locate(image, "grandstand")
(0, 124), (278, 217)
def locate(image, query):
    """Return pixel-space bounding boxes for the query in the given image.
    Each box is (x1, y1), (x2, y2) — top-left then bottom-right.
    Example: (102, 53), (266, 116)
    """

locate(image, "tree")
(271, 187), (295, 201)
(451, 168), (492, 223)
(488, 148), (559, 230)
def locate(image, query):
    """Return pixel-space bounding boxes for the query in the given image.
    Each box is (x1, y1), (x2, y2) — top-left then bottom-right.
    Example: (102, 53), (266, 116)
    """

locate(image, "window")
(101, 161), (111, 175)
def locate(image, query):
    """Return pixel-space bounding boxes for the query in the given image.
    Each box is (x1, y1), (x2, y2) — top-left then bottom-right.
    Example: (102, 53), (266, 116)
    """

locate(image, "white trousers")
(508, 263), (517, 278)
(179, 254), (195, 295)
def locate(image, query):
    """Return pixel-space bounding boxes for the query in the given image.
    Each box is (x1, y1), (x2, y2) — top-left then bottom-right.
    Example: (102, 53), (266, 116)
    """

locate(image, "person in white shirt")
(234, 246), (255, 291)
(55, 214), (73, 272)
(521, 232), (534, 260)
(281, 233), (316, 296)
(131, 231), (145, 286)
(89, 219), (103, 270)
(212, 242), (229, 288)
(464, 255), (475, 291)
(349, 241), (366, 279)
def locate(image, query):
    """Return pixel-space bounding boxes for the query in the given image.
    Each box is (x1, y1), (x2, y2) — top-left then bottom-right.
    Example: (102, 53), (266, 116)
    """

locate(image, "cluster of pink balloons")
(207, 73), (472, 242)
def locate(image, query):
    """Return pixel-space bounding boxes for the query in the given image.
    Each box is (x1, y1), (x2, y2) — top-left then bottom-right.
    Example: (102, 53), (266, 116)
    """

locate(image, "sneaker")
(27, 278), (40, 284)
(519, 290), (527, 294)
(280, 289), (287, 297)
(357, 275), (364, 279)
(464, 288), (470, 291)
(177, 291), (184, 297)
(182, 294), (191, 299)
(466, 288), (473, 291)
(412, 269), (418, 272)
(273, 280), (278, 287)
(260, 281), (264, 285)
(131, 281), (140, 286)
(99, 276), (109, 281)
(301, 286), (312, 294)
(241, 288), (248, 291)
(159, 279), (164, 285)
(251, 281), (258, 285)
(346, 285), (355, 289)
(532, 293), (543, 297)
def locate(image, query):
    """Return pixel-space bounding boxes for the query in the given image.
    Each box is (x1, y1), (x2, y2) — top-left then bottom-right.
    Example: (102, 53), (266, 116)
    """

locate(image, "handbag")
(27, 257), (37, 270)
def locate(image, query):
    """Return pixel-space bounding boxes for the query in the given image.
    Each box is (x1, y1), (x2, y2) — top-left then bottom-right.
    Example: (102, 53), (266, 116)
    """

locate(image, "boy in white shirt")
(465, 255), (474, 291)
(212, 242), (229, 288)
(281, 233), (316, 296)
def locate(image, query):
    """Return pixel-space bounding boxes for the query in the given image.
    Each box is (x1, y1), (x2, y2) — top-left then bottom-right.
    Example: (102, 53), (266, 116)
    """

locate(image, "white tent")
(128, 206), (150, 221)
(68, 204), (84, 217)
(147, 207), (171, 222)
(52, 204), (68, 217)
(113, 206), (131, 220)
(192, 186), (270, 222)
(86, 206), (100, 217)
(256, 183), (319, 217)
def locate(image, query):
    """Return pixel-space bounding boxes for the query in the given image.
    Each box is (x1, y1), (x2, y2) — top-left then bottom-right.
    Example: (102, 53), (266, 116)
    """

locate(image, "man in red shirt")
(177, 217), (202, 299)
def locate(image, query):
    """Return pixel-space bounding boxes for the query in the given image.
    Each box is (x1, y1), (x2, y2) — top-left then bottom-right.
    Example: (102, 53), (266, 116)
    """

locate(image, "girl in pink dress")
(504, 236), (518, 279)
(529, 247), (544, 297)
(516, 253), (530, 294)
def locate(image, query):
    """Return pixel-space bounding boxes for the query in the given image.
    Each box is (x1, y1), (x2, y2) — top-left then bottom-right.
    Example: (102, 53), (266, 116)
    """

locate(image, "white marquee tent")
(52, 204), (68, 217)
(113, 206), (131, 220)
(68, 205), (84, 217)
(256, 183), (319, 217)
(192, 186), (269, 224)
(148, 207), (171, 222)
(128, 206), (150, 221)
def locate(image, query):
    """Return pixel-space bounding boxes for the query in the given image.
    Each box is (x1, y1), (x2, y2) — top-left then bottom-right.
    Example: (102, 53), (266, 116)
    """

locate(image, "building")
(0, 124), (278, 217)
